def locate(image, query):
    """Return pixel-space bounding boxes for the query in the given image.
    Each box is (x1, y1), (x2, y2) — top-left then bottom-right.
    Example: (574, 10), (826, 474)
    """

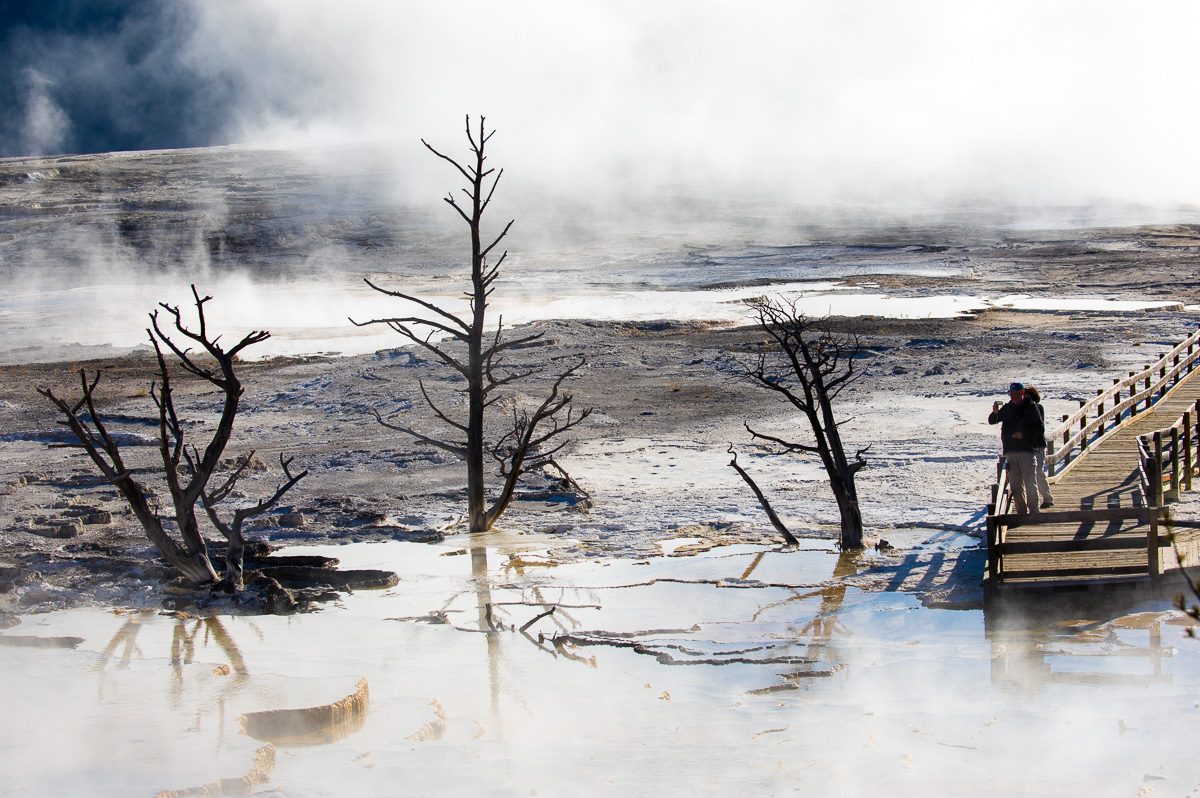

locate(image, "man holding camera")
(988, 381), (1044, 514)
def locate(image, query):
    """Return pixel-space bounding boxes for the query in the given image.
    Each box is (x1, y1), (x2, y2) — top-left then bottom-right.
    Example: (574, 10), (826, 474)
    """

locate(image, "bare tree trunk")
(204, 453), (308, 591)
(467, 135), (488, 533)
(830, 472), (864, 549)
(223, 534), (246, 591)
(738, 296), (869, 551)
(121, 477), (219, 583)
(355, 116), (589, 534)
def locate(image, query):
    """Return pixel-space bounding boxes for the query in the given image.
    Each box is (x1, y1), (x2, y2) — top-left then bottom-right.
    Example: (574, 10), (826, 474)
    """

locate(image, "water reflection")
(93, 611), (255, 743)
(96, 611), (150, 672)
(984, 588), (1187, 689)
(748, 551), (856, 693)
(6, 540), (1200, 796)
(470, 540), (503, 730)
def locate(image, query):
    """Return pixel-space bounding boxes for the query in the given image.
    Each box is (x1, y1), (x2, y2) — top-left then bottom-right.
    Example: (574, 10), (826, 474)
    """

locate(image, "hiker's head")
(1025, 385), (1041, 402)
(1008, 381), (1025, 401)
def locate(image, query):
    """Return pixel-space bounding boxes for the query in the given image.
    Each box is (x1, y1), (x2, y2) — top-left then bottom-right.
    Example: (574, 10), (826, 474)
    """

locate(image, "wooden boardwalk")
(986, 328), (1200, 590)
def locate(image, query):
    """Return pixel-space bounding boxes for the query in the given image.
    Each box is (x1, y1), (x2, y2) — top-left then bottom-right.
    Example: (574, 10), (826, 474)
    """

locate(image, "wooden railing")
(1047, 327), (1200, 477)
(986, 457), (1012, 580)
(1138, 399), (1200, 508)
(985, 502), (1157, 584)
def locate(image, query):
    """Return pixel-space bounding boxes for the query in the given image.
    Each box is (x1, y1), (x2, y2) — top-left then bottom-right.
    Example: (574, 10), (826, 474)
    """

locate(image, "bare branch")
(351, 317), (469, 378)
(482, 220), (514, 260)
(743, 422), (823, 456)
(480, 168), (504, 213)
(519, 606), (556, 633)
(443, 194), (472, 225)
(351, 313), (469, 343)
(372, 410), (468, 457)
(230, 455), (309, 527)
(204, 450), (257, 506)
(417, 380), (469, 433)
(358, 278), (471, 334)
(727, 445), (799, 545)
(421, 137), (473, 184)
(485, 329), (545, 359)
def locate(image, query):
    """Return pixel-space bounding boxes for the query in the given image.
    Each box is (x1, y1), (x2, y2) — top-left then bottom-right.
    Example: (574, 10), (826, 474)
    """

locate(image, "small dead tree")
(351, 115), (590, 532)
(730, 296), (868, 549)
(39, 286), (307, 589)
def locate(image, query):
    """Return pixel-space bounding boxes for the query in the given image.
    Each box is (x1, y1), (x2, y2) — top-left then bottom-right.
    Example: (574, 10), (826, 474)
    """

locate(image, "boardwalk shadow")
(870, 527), (986, 608)
(1075, 468), (1143, 539)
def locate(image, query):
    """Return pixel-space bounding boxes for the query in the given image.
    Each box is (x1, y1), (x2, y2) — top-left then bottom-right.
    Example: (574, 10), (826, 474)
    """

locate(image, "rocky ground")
(1, 256), (1196, 615)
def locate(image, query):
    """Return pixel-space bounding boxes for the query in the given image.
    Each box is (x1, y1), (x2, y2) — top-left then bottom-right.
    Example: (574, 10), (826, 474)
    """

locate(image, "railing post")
(986, 510), (999, 582)
(1184, 410), (1194, 493)
(1097, 388), (1105, 422)
(1158, 355), (1166, 398)
(1144, 368), (1152, 408)
(1079, 399), (1088, 449)
(1170, 426), (1180, 500)
(1061, 414), (1070, 464)
(1195, 399), (1200, 484)
(1153, 431), (1164, 506)
(1144, 434), (1158, 507)
(1113, 377), (1121, 424)
(1174, 352), (1181, 387)
(1130, 371), (1139, 414)
(1148, 508), (1161, 579)
(1046, 438), (1056, 477)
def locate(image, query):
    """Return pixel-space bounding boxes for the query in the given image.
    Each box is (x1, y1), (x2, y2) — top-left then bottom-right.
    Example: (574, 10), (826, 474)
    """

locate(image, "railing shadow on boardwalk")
(985, 327), (1200, 593)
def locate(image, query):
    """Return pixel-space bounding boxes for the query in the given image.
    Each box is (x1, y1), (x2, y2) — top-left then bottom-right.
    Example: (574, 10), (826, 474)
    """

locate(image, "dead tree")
(733, 296), (868, 549)
(351, 115), (590, 532)
(39, 286), (307, 589)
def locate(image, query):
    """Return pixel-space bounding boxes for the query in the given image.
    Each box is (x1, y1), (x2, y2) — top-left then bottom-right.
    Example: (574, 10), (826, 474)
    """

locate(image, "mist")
(5, 1), (1200, 210)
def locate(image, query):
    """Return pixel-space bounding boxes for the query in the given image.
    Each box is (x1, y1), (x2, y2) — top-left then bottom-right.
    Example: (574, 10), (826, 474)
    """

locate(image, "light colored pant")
(1033, 446), (1053, 505)
(1005, 450), (1039, 514)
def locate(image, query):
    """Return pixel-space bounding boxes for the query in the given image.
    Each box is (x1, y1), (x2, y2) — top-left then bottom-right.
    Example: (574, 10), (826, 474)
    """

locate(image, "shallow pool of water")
(1, 539), (1197, 796)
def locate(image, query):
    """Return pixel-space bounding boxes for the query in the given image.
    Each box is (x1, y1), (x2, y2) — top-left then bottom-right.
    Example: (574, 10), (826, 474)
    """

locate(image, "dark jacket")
(988, 398), (1044, 453)
(1031, 401), (1047, 448)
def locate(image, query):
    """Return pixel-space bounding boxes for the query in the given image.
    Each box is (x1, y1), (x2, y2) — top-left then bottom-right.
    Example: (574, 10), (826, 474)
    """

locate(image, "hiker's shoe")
(1040, 500), (1054, 509)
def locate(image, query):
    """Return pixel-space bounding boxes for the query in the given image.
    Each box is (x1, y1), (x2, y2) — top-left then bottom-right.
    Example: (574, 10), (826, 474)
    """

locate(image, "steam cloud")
(4, 1), (1200, 207)
(16, 68), (72, 156)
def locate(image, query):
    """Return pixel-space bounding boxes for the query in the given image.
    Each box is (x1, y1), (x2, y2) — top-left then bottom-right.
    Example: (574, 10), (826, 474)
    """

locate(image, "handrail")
(1138, 399), (1200, 509)
(986, 456), (1011, 581)
(1047, 327), (1200, 476)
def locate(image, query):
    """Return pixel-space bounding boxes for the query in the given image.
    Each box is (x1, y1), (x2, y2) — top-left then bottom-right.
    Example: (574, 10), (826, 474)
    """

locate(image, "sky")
(4, 0), (1200, 207)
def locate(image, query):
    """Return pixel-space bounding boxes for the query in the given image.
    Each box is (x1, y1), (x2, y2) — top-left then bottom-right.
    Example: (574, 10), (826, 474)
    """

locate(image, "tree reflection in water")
(745, 550), (857, 694)
(95, 610), (251, 743)
(470, 540), (503, 731)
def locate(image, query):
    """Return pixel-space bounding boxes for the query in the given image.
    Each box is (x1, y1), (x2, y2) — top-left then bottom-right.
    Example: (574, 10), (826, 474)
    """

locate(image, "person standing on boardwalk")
(988, 381), (1044, 514)
(1024, 385), (1055, 508)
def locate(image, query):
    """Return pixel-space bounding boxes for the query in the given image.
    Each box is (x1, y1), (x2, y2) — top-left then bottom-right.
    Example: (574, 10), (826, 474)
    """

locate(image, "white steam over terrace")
(178, 0), (1200, 208)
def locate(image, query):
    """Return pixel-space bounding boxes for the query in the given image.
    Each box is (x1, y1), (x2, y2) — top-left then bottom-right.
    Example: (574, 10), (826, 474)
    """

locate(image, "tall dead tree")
(351, 115), (589, 532)
(40, 286), (307, 589)
(731, 296), (868, 549)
